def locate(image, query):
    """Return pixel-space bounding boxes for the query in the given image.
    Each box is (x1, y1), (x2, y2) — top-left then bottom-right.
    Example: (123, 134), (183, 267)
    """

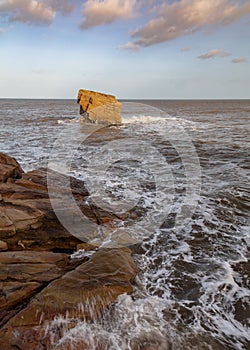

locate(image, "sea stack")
(77, 89), (122, 125)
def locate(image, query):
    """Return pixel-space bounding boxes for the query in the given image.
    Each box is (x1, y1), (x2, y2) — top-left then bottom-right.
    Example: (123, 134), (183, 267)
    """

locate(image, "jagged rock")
(0, 160), (119, 251)
(77, 89), (122, 125)
(0, 248), (138, 349)
(0, 153), (23, 183)
(0, 154), (140, 349)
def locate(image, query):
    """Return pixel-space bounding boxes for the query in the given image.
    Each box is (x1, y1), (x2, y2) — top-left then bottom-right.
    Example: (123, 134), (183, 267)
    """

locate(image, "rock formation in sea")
(0, 152), (138, 349)
(77, 89), (122, 125)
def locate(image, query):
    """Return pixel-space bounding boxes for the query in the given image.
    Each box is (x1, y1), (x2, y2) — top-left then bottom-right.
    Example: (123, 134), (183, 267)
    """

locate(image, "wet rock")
(77, 89), (122, 125)
(0, 248), (137, 349)
(0, 251), (73, 329)
(0, 154), (140, 349)
(0, 281), (41, 313)
(0, 153), (23, 183)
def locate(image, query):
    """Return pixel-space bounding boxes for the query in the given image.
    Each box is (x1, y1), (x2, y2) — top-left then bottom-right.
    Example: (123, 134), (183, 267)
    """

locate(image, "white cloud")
(80, 0), (137, 29)
(232, 57), (247, 63)
(0, 27), (6, 33)
(126, 0), (250, 48)
(0, 0), (74, 25)
(43, 0), (75, 16)
(198, 49), (230, 59)
(0, 0), (55, 24)
(119, 41), (140, 51)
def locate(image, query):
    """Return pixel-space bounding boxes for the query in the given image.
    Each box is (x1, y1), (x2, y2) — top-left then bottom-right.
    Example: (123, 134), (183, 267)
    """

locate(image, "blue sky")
(0, 0), (250, 99)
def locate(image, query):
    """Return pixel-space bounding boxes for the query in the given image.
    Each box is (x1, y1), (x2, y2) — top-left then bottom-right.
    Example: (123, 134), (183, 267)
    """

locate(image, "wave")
(122, 114), (167, 124)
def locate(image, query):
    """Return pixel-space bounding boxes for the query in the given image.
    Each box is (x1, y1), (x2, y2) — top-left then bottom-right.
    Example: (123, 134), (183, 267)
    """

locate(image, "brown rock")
(4, 205), (45, 232)
(0, 153), (23, 182)
(0, 248), (138, 349)
(0, 251), (69, 265)
(0, 251), (74, 329)
(77, 89), (122, 125)
(0, 251), (70, 283)
(0, 163), (117, 251)
(76, 243), (98, 251)
(0, 153), (123, 252)
(0, 281), (41, 311)
(0, 240), (8, 251)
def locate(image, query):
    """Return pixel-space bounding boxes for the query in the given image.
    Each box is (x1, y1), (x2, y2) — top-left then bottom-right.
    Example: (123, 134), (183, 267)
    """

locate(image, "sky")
(0, 0), (250, 99)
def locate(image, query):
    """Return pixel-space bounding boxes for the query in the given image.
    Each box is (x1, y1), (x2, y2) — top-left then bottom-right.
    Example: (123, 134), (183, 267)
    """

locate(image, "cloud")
(0, 0), (55, 24)
(0, 0), (74, 25)
(232, 57), (247, 63)
(0, 27), (6, 33)
(198, 49), (230, 59)
(181, 47), (192, 52)
(125, 0), (250, 48)
(43, 0), (75, 16)
(119, 41), (140, 51)
(80, 0), (137, 29)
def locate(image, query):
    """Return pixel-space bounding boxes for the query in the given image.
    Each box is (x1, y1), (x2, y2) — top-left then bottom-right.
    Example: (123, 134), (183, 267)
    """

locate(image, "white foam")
(48, 294), (171, 350)
(57, 118), (79, 125)
(122, 114), (167, 124)
(70, 249), (96, 260)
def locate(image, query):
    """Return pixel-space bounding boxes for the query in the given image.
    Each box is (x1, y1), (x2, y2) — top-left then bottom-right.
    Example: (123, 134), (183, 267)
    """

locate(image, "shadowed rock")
(0, 153), (23, 183)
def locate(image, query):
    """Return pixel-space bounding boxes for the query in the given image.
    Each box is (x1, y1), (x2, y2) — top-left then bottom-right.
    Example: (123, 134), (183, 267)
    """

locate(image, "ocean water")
(0, 99), (249, 349)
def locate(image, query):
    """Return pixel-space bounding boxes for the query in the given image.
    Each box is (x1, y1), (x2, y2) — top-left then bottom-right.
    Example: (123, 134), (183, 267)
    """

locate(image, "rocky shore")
(0, 153), (138, 349)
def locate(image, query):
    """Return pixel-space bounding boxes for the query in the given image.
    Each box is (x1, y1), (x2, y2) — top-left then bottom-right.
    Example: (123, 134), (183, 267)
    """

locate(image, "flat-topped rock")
(77, 89), (122, 125)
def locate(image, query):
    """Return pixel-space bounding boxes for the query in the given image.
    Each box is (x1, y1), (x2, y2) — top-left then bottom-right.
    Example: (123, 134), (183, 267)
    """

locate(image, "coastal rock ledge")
(0, 152), (138, 349)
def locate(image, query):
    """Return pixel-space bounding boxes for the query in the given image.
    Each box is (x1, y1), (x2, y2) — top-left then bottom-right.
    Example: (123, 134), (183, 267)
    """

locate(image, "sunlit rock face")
(77, 89), (122, 125)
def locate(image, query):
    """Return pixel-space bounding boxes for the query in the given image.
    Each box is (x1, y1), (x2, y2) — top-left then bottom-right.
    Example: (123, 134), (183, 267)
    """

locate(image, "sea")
(0, 99), (249, 349)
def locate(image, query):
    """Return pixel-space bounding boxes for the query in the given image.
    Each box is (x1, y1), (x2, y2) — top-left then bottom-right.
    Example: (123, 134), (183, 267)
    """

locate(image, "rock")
(0, 240), (8, 251)
(0, 161), (118, 251)
(0, 153), (140, 350)
(0, 153), (23, 182)
(77, 89), (122, 125)
(0, 250), (69, 265)
(0, 251), (74, 328)
(0, 248), (138, 349)
(76, 242), (98, 251)
(0, 281), (41, 314)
